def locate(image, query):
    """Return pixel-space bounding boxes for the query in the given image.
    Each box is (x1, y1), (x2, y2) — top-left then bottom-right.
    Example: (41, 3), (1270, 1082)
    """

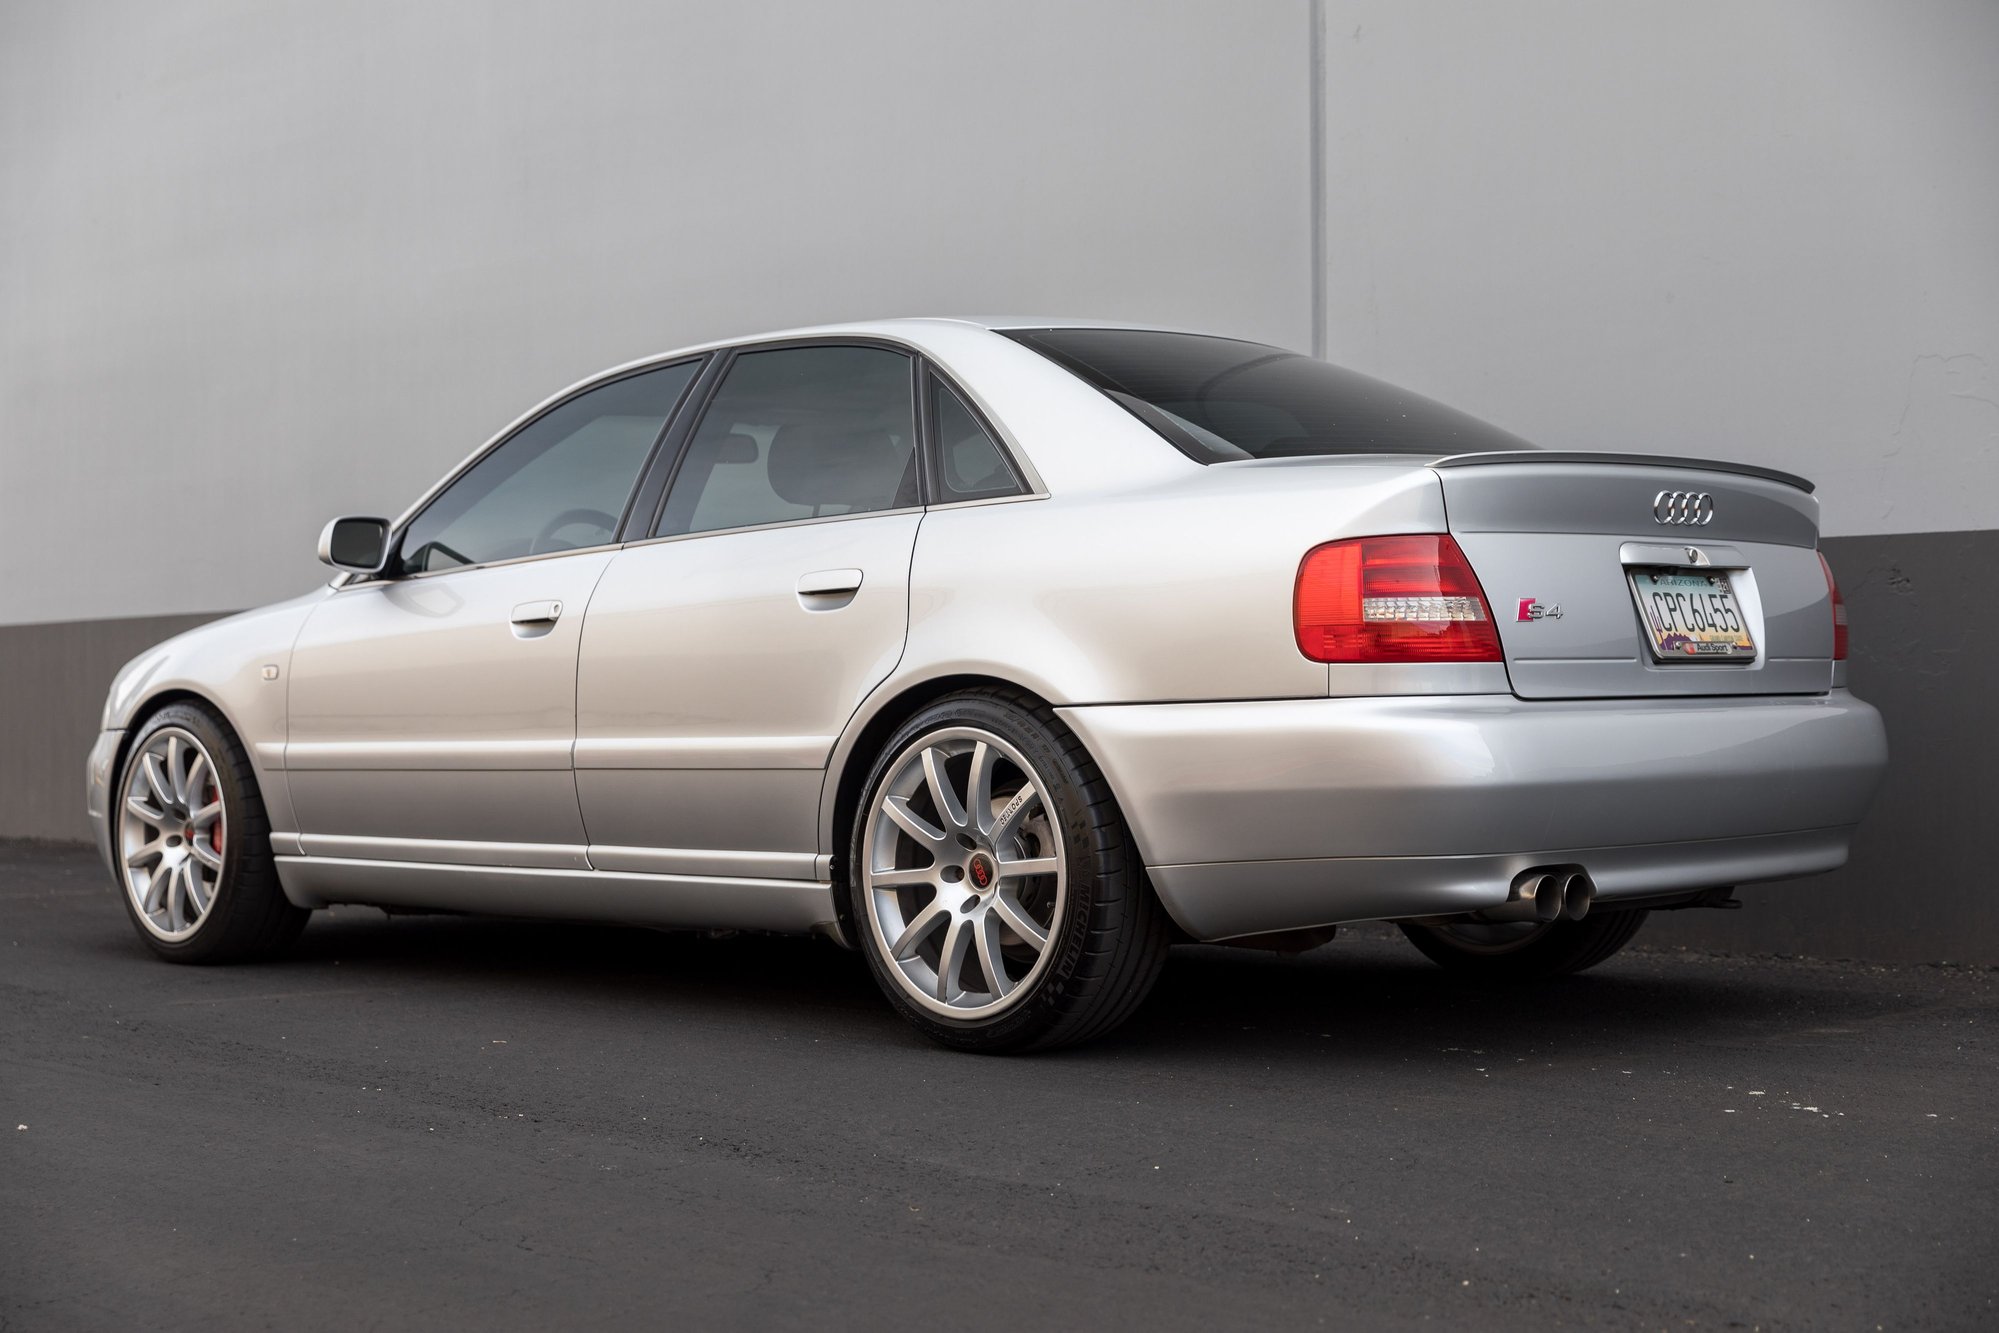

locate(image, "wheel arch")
(821, 673), (1070, 915)
(111, 687), (277, 834)
(113, 688), (227, 786)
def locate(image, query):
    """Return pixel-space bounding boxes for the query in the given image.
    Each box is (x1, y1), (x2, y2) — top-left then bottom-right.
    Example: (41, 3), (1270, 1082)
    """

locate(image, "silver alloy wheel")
(861, 726), (1067, 1020)
(118, 726), (226, 942)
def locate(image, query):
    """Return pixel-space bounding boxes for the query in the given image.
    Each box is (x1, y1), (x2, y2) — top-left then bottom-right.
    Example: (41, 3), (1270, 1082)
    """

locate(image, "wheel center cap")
(966, 852), (997, 893)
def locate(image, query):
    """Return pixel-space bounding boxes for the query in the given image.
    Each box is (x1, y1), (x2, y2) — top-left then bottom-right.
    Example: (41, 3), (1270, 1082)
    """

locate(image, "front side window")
(1001, 328), (1535, 463)
(398, 360), (697, 573)
(929, 374), (1025, 501)
(657, 345), (917, 537)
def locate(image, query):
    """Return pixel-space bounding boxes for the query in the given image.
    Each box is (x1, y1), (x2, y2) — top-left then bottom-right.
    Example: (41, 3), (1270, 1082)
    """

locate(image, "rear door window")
(657, 345), (919, 537)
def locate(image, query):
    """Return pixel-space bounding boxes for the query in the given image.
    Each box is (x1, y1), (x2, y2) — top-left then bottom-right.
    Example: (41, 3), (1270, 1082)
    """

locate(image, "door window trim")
(348, 354), (711, 585)
(623, 336), (1047, 549)
(634, 336), (928, 541)
(913, 356), (1034, 504)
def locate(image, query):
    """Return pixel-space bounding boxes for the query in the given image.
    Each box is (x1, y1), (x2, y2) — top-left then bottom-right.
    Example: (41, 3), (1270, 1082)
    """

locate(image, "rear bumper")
(1057, 690), (1887, 941)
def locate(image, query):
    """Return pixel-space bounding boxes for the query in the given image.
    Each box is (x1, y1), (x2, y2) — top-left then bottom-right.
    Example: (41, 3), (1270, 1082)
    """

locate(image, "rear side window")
(1001, 328), (1535, 463)
(657, 345), (918, 537)
(928, 374), (1025, 501)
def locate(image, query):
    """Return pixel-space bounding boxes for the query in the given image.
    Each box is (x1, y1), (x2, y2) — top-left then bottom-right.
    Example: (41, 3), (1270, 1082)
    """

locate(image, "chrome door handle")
(510, 599), (564, 625)
(796, 569), (864, 597)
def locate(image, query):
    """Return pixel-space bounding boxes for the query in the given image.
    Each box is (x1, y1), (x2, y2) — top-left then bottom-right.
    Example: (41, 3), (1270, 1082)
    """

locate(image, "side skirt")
(273, 855), (840, 936)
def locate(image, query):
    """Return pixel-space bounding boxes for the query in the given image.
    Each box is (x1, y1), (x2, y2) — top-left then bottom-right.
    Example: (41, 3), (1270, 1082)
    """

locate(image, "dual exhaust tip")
(1482, 867), (1595, 924)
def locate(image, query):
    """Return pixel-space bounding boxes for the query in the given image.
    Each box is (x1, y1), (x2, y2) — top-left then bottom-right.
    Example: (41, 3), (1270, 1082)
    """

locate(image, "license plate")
(1628, 567), (1757, 662)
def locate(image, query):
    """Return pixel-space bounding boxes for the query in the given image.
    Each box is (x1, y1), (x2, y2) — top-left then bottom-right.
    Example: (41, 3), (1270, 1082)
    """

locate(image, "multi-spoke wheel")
(849, 689), (1170, 1052)
(113, 701), (308, 963)
(1397, 911), (1648, 980)
(120, 727), (227, 940)
(864, 727), (1065, 1017)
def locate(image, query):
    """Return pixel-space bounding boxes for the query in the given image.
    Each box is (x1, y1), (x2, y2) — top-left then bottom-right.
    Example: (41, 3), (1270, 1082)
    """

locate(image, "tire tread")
(117, 701), (307, 964)
(1399, 908), (1648, 981)
(849, 686), (1169, 1052)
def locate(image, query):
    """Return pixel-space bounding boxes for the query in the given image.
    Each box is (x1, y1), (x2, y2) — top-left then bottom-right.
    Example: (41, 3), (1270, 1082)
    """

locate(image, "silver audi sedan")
(87, 319), (1888, 1050)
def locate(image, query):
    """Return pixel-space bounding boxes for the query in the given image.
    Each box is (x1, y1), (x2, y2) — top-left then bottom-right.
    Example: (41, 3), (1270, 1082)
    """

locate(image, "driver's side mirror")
(317, 516), (392, 574)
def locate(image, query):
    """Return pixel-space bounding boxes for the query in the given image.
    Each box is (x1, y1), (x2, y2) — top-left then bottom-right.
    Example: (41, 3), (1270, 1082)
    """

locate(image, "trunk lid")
(1432, 453), (1835, 698)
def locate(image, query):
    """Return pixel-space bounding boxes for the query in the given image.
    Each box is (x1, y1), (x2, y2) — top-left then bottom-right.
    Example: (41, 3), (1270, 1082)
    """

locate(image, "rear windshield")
(1001, 328), (1535, 463)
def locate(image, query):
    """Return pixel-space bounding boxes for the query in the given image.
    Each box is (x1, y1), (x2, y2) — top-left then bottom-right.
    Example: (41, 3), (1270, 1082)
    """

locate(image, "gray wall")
(1, 0), (1314, 626)
(0, 613), (221, 845)
(4, 1), (1993, 960)
(1646, 529), (1997, 963)
(1315, 0), (1999, 540)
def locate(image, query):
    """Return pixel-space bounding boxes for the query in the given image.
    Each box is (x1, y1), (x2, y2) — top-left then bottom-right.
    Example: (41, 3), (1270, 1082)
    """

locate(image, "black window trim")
(355, 352), (713, 584)
(914, 357), (1032, 504)
(342, 332), (1053, 586)
(632, 335), (925, 542)
(626, 334), (1044, 547)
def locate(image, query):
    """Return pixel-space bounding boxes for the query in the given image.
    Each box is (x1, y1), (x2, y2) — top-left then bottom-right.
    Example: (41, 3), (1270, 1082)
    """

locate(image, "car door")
(575, 343), (924, 881)
(285, 359), (701, 868)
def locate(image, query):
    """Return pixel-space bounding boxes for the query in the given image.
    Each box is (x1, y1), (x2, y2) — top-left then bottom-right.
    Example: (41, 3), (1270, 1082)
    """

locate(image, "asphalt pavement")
(3, 841), (1994, 1330)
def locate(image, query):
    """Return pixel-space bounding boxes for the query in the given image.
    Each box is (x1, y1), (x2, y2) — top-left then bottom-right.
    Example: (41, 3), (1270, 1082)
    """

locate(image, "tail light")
(1295, 534), (1503, 663)
(1818, 551), (1848, 660)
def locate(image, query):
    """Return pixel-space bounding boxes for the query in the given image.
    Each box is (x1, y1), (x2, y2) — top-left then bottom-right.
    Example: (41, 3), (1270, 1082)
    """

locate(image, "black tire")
(1397, 909), (1648, 980)
(114, 701), (309, 964)
(846, 688), (1170, 1053)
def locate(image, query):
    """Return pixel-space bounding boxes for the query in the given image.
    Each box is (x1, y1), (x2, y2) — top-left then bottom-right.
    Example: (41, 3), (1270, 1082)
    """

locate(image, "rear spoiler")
(1431, 451), (1814, 495)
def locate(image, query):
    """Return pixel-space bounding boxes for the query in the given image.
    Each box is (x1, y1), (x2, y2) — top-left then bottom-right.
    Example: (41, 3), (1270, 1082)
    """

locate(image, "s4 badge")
(1516, 598), (1563, 622)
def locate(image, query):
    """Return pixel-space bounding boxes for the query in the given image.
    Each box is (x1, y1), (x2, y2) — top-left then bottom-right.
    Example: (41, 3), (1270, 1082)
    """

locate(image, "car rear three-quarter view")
(85, 318), (1889, 1051)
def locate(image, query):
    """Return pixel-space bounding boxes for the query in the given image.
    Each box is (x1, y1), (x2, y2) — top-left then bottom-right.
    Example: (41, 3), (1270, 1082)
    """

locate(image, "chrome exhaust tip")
(1531, 872), (1566, 923)
(1481, 869), (1569, 924)
(1560, 871), (1595, 921)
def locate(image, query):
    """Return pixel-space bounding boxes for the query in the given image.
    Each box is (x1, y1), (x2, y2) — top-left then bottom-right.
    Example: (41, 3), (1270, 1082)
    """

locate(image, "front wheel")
(848, 690), (1169, 1052)
(114, 701), (309, 963)
(1398, 910), (1648, 980)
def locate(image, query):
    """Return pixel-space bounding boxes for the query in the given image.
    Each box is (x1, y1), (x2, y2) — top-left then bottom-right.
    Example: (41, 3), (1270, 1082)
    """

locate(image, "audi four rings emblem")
(1652, 490), (1715, 525)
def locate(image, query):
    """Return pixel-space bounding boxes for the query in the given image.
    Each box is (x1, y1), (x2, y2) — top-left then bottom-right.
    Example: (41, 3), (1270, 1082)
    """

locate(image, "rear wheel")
(1398, 910), (1647, 980)
(115, 701), (308, 963)
(848, 689), (1169, 1052)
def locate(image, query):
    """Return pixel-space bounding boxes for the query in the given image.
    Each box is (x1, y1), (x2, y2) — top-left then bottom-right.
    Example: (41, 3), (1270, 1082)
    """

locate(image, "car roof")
(590, 317), (1271, 380)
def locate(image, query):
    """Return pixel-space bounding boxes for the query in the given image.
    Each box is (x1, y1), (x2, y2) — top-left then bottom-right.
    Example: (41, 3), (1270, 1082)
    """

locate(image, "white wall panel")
(1319, 0), (1999, 538)
(0, 0), (1313, 625)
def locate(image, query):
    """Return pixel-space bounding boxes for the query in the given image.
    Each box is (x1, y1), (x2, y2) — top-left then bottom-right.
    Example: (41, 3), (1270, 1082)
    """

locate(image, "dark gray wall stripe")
(1, 611), (224, 845)
(1648, 528), (1997, 963)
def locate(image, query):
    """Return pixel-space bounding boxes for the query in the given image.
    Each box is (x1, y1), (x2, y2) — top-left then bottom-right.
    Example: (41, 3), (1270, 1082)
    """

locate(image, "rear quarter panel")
(898, 463), (1449, 706)
(814, 460), (1447, 857)
(899, 463), (1447, 703)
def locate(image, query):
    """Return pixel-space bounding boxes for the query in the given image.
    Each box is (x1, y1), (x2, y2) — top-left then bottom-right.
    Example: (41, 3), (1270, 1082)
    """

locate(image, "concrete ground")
(3, 841), (1993, 1331)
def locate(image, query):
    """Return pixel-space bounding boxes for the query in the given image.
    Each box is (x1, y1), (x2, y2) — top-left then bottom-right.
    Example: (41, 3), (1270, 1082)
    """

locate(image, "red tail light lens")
(1818, 551), (1848, 661)
(1295, 534), (1504, 663)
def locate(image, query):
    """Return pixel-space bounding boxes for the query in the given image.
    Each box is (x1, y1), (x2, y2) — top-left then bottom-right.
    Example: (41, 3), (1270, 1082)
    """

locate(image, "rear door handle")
(796, 569), (864, 598)
(510, 599), (564, 626)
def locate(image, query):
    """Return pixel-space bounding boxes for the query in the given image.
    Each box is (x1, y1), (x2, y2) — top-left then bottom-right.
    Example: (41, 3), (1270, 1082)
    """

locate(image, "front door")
(575, 343), (924, 881)
(285, 359), (700, 867)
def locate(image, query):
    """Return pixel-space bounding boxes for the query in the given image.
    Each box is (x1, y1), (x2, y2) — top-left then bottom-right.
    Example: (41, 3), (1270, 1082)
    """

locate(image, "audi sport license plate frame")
(1628, 567), (1757, 663)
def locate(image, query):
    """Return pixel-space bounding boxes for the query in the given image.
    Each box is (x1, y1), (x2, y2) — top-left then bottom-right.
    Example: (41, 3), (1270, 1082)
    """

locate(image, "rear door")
(1437, 457), (1834, 698)
(574, 343), (924, 880)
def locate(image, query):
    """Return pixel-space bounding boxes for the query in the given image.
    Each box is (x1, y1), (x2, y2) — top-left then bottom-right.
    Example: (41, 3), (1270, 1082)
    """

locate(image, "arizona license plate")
(1628, 567), (1757, 662)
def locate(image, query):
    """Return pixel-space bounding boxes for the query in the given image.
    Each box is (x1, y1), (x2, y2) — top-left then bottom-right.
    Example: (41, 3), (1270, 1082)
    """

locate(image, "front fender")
(98, 590), (328, 837)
